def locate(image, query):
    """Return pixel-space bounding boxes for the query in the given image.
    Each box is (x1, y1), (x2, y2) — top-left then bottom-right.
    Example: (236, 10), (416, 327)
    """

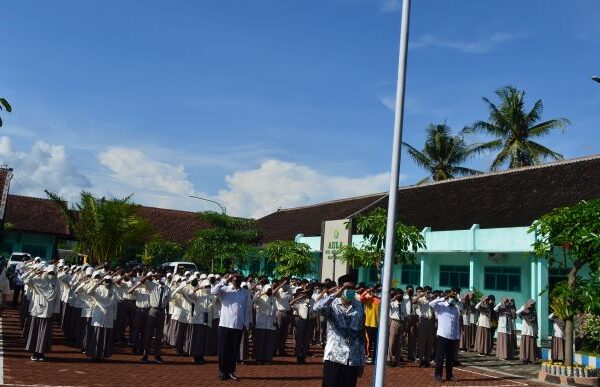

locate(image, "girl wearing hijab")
(253, 284), (278, 365)
(23, 264), (61, 361)
(517, 299), (538, 364)
(459, 292), (474, 352)
(474, 295), (494, 356)
(85, 275), (118, 361)
(494, 297), (514, 360)
(183, 279), (214, 364)
(549, 312), (565, 362)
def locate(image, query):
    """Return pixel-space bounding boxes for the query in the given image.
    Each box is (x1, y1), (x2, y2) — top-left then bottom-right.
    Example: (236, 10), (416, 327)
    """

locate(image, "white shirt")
(293, 296), (314, 320)
(549, 313), (564, 338)
(475, 302), (491, 328)
(429, 297), (461, 340)
(389, 299), (404, 320)
(493, 303), (513, 334)
(211, 280), (252, 330)
(88, 284), (117, 329)
(0, 273), (11, 306)
(516, 306), (538, 337)
(402, 294), (415, 316)
(416, 297), (433, 320)
(254, 294), (277, 330)
(275, 289), (292, 312)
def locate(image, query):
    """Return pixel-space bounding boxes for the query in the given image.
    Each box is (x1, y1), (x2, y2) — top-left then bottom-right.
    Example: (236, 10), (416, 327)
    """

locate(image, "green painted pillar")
(419, 254), (427, 287)
(469, 253), (475, 291)
(537, 257), (549, 344)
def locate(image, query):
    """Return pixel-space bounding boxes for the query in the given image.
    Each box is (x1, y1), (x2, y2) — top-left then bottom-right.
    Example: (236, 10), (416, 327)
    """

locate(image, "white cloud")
(217, 159), (390, 218)
(379, 0), (401, 12)
(98, 147), (195, 195)
(411, 32), (527, 54)
(0, 136), (91, 198)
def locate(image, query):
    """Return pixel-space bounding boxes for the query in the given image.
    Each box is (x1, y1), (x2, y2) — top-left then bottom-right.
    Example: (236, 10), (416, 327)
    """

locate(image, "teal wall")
(2, 232), (56, 260)
(296, 224), (593, 342)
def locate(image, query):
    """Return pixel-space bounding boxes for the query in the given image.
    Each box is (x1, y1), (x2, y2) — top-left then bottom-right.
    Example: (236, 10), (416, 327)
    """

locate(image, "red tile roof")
(257, 155), (600, 242)
(135, 206), (210, 246)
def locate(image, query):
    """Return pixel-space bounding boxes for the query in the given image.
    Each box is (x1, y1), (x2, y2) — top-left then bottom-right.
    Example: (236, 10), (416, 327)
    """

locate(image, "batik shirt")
(313, 295), (365, 367)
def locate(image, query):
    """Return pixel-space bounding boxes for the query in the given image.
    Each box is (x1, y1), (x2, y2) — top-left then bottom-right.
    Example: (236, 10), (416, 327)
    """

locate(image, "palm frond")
(525, 140), (564, 162)
(402, 142), (433, 170)
(452, 166), (483, 176)
(528, 118), (570, 137)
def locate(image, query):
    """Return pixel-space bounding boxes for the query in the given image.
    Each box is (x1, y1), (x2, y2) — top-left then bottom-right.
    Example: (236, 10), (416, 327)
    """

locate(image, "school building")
(257, 155), (600, 340)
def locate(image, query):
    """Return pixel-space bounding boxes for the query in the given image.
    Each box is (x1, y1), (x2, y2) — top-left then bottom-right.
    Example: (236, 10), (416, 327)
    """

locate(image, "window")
(549, 268), (570, 290)
(484, 267), (520, 291)
(439, 265), (469, 288)
(401, 264), (420, 286)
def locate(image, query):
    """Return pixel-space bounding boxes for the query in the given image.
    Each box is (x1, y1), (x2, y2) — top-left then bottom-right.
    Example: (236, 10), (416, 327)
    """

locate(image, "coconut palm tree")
(402, 123), (482, 185)
(0, 98), (11, 127)
(467, 86), (569, 171)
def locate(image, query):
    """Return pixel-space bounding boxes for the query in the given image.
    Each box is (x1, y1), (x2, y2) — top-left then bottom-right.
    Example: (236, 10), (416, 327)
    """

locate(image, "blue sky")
(1, 0), (599, 217)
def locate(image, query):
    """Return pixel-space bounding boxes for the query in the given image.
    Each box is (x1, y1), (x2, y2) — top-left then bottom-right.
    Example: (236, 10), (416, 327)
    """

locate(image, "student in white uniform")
(549, 312), (565, 362)
(24, 264), (61, 361)
(85, 275), (118, 361)
(253, 284), (278, 365)
(387, 289), (405, 367)
(517, 299), (538, 364)
(494, 297), (514, 360)
(290, 286), (314, 364)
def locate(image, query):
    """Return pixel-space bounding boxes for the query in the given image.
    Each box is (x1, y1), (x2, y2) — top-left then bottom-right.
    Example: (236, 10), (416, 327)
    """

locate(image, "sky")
(1, 0), (599, 218)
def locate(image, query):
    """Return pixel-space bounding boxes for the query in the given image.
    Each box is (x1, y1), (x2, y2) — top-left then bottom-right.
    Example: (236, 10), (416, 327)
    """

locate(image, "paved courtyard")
(0, 308), (541, 386)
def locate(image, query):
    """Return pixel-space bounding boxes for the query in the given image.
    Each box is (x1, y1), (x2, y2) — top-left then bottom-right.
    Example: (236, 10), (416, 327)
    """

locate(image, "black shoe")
(154, 356), (163, 364)
(435, 376), (443, 383)
(219, 373), (230, 381)
(140, 355), (148, 363)
(446, 376), (455, 382)
(228, 373), (239, 381)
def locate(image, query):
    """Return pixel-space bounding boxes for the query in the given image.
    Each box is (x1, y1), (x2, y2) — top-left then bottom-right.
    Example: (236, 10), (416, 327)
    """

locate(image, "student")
(185, 279), (214, 364)
(290, 286), (314, 364)
(474, 295), (494, 356)
(402, 286), (417, 360)
(212, 274), (253, 381)
(85, 275), (118, 361)
(359, 285), (381, 364)
(549, 312), (565, 362)
(387, 289), (405, 367)
(429, 290), (461, 383)
(314, 274), (365, 387)
(459, 292), (474, 351)
(494, 297), (514, 360)
(517, 299), (538, 364)
(274, 279), (292, 356)
(416, 286), (435, 367)
(23, 264), (61, 361)
(253, 283), (279, 365)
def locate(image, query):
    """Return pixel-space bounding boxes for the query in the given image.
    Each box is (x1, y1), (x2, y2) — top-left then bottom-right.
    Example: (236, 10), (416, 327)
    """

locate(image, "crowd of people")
(9, 256), (565, 386)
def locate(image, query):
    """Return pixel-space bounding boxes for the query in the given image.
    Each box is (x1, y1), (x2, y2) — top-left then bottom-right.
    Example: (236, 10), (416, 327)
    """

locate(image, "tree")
(403, 123), (482, 184)
(185, 211), (259, 272)
(142, 237), (183, 266)
(529, 199), (600, 366)
(262, 240), (314, 278)
(338, 208), (425, 276)
(0, 98), (11, 127)
(46, 190), (151, 264)
(468, 86), (569, 171)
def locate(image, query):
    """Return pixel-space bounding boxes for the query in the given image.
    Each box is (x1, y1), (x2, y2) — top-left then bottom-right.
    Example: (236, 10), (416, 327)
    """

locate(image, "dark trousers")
(12, 285), (24, 307)
(254, 328), (275, 363)
(322, 360), (361, 387)
(294, 317), (311, 359)
(366, 326), (378, 359)
(133, 308), (149, 352)
(418, 318), (435, 364)
(275, 311), (291, 354)
(144, 308), (165, 357)
(218, 326), (242, 377)
(434, 336), (458, 379)
(405, 315), (418, 358)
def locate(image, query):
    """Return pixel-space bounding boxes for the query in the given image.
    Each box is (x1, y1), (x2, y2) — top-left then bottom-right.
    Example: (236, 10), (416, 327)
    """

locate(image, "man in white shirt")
(273, 279), (291, 356)
(387, 289), (405, 366)
(429, 290), (461, 382)
(212, 273), (252, 381)
(402, 285), (417, 360)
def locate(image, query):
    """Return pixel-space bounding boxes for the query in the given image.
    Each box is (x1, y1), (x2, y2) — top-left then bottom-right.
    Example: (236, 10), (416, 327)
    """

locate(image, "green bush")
(582, 314), (600, 355)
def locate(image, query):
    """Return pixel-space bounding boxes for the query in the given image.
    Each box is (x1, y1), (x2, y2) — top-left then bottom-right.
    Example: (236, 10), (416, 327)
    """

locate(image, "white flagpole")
(373, 0), (411, 386)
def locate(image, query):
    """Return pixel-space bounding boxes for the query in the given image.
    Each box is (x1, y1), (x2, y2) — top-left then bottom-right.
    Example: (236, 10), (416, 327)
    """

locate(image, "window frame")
(483, 266), (521, 292)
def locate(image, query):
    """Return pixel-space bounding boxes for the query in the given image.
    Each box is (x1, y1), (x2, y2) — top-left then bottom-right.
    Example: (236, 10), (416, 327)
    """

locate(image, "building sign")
(320, 219), (352, 282)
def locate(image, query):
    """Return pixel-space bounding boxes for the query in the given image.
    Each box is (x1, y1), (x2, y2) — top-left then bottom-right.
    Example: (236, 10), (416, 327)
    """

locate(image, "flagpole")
(373, 1), (411, 386)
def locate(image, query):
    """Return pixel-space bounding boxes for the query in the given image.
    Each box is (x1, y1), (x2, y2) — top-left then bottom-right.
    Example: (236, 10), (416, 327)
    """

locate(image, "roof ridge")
(262, 192), (388, 216)
(403, 153), (600, 190)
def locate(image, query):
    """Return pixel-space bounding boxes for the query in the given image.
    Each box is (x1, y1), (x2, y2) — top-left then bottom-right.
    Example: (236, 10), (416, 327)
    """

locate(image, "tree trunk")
(564, 261), (581, 367)
(564, 319), (574, 367)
